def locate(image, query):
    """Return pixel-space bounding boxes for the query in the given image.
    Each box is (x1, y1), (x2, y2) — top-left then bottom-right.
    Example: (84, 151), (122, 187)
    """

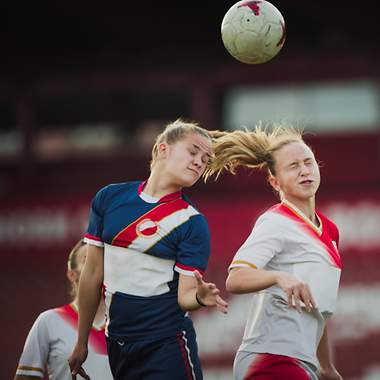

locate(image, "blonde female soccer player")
(205, 126), (343, 380)
(69, 119), (228, 380)
(14, 240), (112, 380)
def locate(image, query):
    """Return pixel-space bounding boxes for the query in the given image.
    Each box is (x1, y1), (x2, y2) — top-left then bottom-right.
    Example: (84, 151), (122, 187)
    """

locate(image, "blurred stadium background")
(1, 1), (379, 379)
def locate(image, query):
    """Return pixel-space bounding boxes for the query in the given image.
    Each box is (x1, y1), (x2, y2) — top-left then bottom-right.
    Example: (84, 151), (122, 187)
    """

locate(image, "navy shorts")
(106, 329), (203, 380)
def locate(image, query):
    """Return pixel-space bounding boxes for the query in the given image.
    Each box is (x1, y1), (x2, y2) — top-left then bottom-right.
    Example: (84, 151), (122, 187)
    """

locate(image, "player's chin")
(298, 188), (317, 199)
(179, 174), (201, 188)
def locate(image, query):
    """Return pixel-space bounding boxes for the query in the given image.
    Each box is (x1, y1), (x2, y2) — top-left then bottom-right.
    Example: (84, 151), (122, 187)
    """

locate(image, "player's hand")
(194, 270), (228, 314)
(276, 271), (316, 313)
(68, 343), (90, 380)
(319, 366), (344, 380)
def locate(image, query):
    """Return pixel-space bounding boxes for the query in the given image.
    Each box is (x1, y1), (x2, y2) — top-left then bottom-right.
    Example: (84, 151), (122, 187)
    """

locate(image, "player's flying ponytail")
(204, 124), (303, 181)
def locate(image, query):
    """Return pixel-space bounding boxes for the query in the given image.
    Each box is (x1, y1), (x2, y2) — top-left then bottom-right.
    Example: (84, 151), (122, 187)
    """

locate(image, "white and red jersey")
(229, 200), (342, 369)
(15, 303), (113, 379)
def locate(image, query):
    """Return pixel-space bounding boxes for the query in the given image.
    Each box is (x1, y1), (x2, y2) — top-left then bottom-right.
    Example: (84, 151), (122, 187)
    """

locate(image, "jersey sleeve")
(15, 312), (50, 378)
(84, 186), (109, 247)
(229, 213), (284, 271)
(174, 214), (211, 276)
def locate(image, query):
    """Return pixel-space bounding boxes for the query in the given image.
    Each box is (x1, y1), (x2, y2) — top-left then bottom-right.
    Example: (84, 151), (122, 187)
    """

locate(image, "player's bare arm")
(68, 245), (104, 379)
(226, 267), (278, 293)
(178, 271), (228, 314)
(317, 324), (344, 380)
(226, 267), (316, 312)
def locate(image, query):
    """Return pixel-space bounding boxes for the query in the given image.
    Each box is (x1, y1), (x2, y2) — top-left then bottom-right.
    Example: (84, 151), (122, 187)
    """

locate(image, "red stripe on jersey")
(84, 233), (102, 242)
(272, 204), (342, 269)
(55, 304), (107, 355)
(112, 199), (189, 248)
(245, 353), (311, 379)
(176, 262), (205, 276)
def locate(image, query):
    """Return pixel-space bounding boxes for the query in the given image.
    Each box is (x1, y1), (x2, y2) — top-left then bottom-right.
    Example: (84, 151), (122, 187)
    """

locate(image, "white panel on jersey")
(15, 309), (112, 380)
(104, 243), (176, 297)
(230, 210), (342, 314)
(127, 206), (199, 253)
(243, 292), (266, 340)
(292, 262), (341, 313)
(84, 236), (104, 247)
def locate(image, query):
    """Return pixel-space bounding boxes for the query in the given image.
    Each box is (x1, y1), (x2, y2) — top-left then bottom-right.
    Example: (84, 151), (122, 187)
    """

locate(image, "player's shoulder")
(97, 181), (140, 197)
(246, 205), (292, 238)
(256, 204), (289, 225)
(93, 181), (141, 205)
(28, 305), (76, 339)
(180, 194), (207, 220)
(317, 209), (336, 225)
(32, 306), (63, 328)
(181, 193), (198, 210)
(318, 210), (339, 237)
(38, 307), (58, 318)
(173, 194), (209, 237)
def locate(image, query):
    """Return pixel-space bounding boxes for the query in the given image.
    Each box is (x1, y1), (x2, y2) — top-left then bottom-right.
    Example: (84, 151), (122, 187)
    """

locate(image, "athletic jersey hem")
(237, 347), (318, 372)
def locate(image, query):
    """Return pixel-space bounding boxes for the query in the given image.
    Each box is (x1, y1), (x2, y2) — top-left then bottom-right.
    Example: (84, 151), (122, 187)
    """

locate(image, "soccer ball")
(221, 0), (286, 64)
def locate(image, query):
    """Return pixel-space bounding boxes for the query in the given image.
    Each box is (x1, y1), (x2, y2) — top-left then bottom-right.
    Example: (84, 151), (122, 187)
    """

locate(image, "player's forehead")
(274, 142), (314, 164)
(181, 132), (213, 156)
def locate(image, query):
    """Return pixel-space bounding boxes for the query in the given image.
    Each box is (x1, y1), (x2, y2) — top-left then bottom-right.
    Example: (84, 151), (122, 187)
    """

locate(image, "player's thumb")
(193, 270), (203, 284)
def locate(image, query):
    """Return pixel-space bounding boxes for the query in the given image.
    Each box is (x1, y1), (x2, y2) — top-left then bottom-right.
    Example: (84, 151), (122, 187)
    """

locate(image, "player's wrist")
(76, 336), (89, 348)
(272, 270), (283, 285)
(320, 362), (336, 372)
(195, 292), (207, 307)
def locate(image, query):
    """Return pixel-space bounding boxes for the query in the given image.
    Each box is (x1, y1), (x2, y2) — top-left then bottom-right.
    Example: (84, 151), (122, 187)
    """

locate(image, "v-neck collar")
(282, 199), (322, 236)
(137, 180), (182, 203)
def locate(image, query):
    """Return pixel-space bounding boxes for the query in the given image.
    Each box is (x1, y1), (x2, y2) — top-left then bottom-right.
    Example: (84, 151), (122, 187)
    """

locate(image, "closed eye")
(304, 159), (313, 165)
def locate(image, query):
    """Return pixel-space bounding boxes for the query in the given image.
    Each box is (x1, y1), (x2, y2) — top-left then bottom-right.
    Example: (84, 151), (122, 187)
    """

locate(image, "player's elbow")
(177, 296), (186, 311)
(226, 271), (245, 294)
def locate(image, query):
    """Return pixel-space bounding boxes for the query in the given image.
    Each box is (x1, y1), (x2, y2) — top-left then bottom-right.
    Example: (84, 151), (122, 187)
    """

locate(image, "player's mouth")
(299, 179), (313, 185)
(187, 168), (201, 176)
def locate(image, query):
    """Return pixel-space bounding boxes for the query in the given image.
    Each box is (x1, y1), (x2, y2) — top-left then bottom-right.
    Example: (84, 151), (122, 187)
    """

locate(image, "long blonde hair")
(204, 124), (304, 180)
(150, 119), (212, 168)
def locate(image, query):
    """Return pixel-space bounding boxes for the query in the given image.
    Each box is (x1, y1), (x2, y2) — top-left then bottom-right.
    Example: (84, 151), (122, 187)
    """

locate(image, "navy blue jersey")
(84, 181), (211, 340)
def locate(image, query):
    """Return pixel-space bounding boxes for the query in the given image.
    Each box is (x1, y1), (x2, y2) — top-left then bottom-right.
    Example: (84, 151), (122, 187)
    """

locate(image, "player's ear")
(66, 269), (77, 283)
(268, 174), (280, 192)
(157, 142), (168, 158)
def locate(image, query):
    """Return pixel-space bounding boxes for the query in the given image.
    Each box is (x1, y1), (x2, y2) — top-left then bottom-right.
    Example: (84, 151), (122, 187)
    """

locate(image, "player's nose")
(192, 155), (203, 167)
(300, 163), (311, 175)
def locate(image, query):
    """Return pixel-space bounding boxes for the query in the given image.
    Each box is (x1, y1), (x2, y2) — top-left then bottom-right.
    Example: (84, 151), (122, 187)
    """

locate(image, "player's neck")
(283, 197), (317, 225)
(144, 172), (181, 198)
